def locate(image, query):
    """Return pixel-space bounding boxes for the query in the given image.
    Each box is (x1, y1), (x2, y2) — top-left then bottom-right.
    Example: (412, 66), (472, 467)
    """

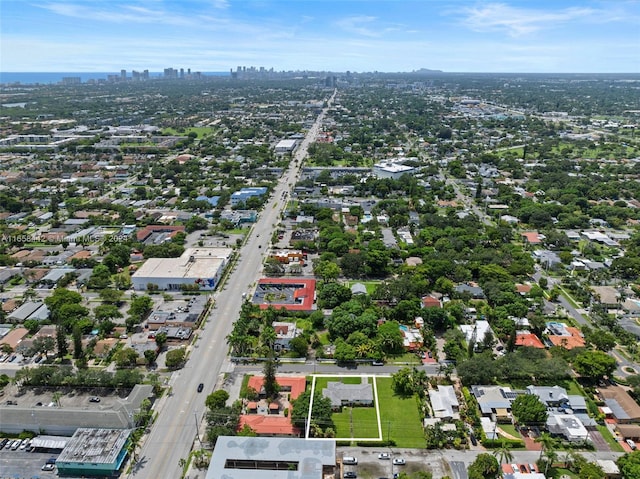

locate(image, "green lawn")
(552, 468), (578, 479)
(345, 280), (381, 295)
(388, 352), (421, 365)
(376, 377), (425, 448)
(162, 126), (214, 138)
(498, 423), (521, 439)
(315, 376), (367, 392)
(333, 406), (380, 438)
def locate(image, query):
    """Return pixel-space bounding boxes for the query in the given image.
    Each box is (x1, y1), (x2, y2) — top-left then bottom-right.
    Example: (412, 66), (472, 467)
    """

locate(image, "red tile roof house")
(521, 231), (544, 245)
(238, 376), (307, 437)
(422, 295), (442, 308)
(515, 332), (546, 349)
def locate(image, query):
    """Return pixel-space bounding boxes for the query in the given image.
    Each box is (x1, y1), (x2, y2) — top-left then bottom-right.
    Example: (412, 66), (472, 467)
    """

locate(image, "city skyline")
(1, 0), (639, 74)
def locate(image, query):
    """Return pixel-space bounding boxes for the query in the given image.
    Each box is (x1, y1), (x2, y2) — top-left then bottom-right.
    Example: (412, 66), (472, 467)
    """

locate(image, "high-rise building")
(120, 69), (126, 80)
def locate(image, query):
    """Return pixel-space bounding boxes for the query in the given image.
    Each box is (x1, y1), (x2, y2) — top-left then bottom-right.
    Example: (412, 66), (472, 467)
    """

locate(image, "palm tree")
(493, 441), (514, 465)
(535, 432), (558, 459)
(541, 448), (558, 476)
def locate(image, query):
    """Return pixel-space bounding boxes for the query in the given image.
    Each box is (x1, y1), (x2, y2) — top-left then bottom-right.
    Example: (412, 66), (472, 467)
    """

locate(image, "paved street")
(128, 91), (335, 479)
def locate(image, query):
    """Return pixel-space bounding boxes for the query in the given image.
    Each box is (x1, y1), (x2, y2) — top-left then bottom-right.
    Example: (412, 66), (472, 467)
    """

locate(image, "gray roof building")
(0, 384), (153, 435)
(56, 428), (131, 477)
(322, 379), (373, 408)
(7, 301), (50, 322)
(205, 436), (336, 479)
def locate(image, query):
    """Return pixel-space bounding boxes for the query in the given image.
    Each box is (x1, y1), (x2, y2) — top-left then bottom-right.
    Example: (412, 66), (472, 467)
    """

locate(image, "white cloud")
(334, 15), (380, 37)
(458, 2), (598, 37)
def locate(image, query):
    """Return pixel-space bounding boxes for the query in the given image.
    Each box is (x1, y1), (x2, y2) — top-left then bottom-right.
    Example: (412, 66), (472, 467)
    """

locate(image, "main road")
(129, 90), (336, 479)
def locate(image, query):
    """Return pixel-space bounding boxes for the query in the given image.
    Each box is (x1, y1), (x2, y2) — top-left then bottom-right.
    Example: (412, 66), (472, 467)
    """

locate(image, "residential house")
(322, 378), (374, 409)
(272, 322), (300, 352)
(7, 301), (50, 323)
(547, 413), (590, 442)
(599, 385), (640, 424)
(459, 320), (494, 350)
(454, 283), (485, 299)
(422, 295), (442, 309)
(591, 286), (621, 309)
(429, 385), (460, 420)
(470, 385), (521, 420)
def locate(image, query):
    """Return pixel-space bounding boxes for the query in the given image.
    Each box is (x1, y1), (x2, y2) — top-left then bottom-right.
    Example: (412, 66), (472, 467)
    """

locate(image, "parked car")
(378, 452), (391, 460)
(10, 439), (21, 450)
(89, 397), (101, 403)
(0, 438), (8, 449)
(343, 456), (358, 465)
(42, 463), (55, 471)
(343, 473), (357, 479)
(392, 458), (405, 465)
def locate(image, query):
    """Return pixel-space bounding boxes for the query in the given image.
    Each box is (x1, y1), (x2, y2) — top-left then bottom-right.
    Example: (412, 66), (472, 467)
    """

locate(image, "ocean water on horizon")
(0, 71), (229, 85)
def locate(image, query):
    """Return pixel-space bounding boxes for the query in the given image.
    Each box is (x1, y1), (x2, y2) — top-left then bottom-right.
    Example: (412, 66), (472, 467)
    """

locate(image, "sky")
(1, 0), (639, 73)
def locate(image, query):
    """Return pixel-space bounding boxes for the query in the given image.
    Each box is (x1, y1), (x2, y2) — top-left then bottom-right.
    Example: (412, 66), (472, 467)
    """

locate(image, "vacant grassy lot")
(376, 377), (425, 448)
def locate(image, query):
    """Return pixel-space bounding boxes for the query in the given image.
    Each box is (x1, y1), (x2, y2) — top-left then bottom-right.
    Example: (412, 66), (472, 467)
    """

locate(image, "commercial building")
(132, 247), (232, 291)
(56, 428), (131, 477)
(230, 187), (268, 206)
(205, 436), (336, 479)
(275, 139), (298, 153)
(0, 384), (153, 436)
(372, 161), (415, 179)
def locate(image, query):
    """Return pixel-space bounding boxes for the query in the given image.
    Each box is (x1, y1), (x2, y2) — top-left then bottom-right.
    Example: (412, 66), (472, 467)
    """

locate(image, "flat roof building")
(372, 161), (416, 179)
(132, 247), (232, 291)
(56, 428), (131, 477)
(205, 436), (336, 479)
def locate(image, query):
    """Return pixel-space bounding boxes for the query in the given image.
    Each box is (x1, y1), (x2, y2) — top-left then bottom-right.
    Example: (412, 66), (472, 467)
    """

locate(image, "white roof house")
(429, 385), (459, 420)
(547, 413), (590, 442)
(459, 320), (494, 348)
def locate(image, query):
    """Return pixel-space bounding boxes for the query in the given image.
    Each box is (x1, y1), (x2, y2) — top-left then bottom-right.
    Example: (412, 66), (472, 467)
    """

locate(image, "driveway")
(588, 430), (611, 452)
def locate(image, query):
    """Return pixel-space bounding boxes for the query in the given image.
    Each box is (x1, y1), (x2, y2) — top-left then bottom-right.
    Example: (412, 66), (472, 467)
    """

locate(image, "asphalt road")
(128, 90), (336, 479)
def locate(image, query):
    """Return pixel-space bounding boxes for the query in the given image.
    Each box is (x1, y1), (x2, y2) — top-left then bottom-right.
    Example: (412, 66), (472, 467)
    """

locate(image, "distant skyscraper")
(121, 69), (126, 80)
(61, 77), (81, 85)
(180, 68), (184, 78)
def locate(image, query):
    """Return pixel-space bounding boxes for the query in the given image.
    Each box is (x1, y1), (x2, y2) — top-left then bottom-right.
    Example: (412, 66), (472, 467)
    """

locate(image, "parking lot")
(2, 382), (126, 409)
(338, 448), (450, 479)
(0, 447), (59, 479)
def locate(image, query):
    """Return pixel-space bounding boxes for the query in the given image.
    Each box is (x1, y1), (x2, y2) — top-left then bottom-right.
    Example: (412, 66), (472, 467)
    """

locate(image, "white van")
(626, 439), (637, 450)
(343, 456), (358, 465)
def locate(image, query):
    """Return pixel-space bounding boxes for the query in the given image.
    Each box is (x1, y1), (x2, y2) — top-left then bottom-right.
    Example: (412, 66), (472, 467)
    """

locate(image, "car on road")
(343, 473), (357, 479)
(197, 383), (204, 392)
(378, 452), (391, 460)
(89, 397), (101, 403)
(372, 360), (384, 366)
(392, 458), (405, 465)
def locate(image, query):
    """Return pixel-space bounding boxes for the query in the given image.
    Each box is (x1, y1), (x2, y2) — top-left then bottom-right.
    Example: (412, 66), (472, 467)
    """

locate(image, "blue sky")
(1, 0), (639, 73)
